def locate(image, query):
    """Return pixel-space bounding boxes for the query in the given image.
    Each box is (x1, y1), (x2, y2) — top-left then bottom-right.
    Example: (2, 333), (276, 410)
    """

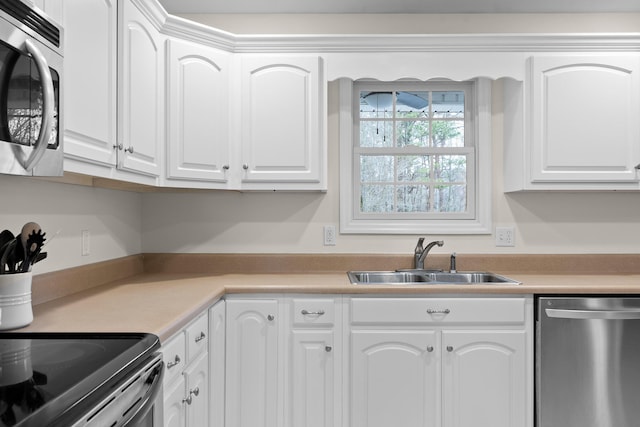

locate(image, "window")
(339, 79), (492, 234)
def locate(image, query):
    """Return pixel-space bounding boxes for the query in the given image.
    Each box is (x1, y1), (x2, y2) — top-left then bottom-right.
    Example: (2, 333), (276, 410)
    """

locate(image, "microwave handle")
(23, 39), (55, 172)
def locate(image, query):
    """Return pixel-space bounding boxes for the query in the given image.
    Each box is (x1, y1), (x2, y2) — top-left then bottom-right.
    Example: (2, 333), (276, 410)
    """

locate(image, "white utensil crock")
(0, 272), (33, 330)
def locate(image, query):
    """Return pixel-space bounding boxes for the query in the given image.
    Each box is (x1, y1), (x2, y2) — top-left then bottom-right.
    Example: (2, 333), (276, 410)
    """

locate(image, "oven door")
(72, 353), (164, 427)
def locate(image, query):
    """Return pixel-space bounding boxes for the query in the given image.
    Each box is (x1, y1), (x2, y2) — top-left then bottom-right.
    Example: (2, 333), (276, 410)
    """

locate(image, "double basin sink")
(348, 270), (520, 286)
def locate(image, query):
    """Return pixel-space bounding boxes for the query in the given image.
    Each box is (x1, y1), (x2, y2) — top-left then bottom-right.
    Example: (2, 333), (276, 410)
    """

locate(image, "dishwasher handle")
(545, 308), (640, 320)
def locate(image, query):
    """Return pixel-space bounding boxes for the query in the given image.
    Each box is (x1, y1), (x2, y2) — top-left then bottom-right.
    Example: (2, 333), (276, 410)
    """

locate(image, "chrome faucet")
(413, 237), (444, 269)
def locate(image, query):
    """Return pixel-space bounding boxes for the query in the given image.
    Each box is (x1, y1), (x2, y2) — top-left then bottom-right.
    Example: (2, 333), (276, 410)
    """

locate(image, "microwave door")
(0, 39), (56, 174)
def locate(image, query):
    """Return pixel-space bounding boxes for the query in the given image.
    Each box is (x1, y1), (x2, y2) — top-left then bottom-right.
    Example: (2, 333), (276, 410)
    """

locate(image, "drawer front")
(292, 298), (335, 327)
(186, 313), (209, 363)
(351, 297), (525, 325)
(162, 332), (186, 385)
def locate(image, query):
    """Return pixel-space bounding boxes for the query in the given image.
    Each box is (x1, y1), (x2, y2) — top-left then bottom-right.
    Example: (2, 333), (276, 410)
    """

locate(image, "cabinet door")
(529, 55), (640, 183)
(118, 0), (163, 177)
(350, 330), (438, 427)
(62, 0), (118, 169)
(226, 299), (279, 427)
(163, 375), (186, 427)
(240, 55), (325, 189)
(184, 352), (209, 427)
(442, 330), (527, 427)
(166, 39), (230, 185)
(288, 330), (335, 427)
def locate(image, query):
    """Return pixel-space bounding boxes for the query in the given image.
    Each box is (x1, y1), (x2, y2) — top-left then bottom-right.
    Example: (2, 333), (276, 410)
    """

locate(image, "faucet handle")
(414, 237), (425, 253)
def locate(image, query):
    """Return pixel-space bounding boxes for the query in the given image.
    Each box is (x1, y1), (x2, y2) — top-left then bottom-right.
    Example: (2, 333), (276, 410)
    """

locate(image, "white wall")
(0, 176), (142, 273)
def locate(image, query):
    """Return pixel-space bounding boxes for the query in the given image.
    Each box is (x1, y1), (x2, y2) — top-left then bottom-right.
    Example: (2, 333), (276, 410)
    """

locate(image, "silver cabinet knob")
(427, 308), (450, 314)
(427, 346), (434, 352)
(182, 387), (200, 405)
(243, 163), (249, 170)
(166, 355), (181, 369)
(447, 346), (454, 352)
(267, 314), (275, 321)
(125, 146), (134, 154)
(195, 331), (206, 343)
(222, 165), (230, 170)
(325, 345), (332, 352)
(113, 144), (123, 150)
(301, 309), (325, 316)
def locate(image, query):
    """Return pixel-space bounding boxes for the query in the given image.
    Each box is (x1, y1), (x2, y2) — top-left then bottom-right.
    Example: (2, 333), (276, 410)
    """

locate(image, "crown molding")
(136, 0), (640, 53)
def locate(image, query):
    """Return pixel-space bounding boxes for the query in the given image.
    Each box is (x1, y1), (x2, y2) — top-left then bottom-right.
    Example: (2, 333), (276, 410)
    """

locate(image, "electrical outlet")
(81, 230), (90, 256)
(323, 225), (336, 246)
(495, 226), (515, 247)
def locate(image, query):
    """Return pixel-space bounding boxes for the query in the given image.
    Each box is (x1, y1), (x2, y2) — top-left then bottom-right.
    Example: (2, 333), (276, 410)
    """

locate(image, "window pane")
(432, 91), (464, 119)
(360, 120), (393, 147)
(433, 185), (467, 213)
(397, 185), (429, 212)
(432, 120), (464, 147)
(396, 120), (429, 148)
(360, 91), (393, 119)
(434, 155), (467, 183)
(360, 155), (394, 182)
(397, 155), (430, 182)
(396, 91), (429, 118)
(361, 184), (394, 213)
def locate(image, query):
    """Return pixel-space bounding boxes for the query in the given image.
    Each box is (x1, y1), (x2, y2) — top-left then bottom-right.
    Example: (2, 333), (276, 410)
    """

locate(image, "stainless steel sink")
(347, 270), (521, 285)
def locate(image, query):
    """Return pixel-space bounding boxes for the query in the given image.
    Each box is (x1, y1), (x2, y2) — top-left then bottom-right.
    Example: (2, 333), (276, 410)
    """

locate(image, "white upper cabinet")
(62, 0), (118, 171)
(238, 55), (326, 191)
(117, 0), (164, 179)
(62, 0), (163, 184)
(504, 54), (640, 191)
(165, 39), (231, 187)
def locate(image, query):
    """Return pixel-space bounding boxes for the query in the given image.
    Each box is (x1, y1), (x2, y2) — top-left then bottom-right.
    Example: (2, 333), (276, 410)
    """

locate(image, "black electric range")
(0, 332), (163, 427)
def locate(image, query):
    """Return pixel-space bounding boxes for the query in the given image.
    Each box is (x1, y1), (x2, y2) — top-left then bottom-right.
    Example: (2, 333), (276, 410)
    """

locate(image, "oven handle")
(123, 356), (164, 427)
(546, 308), (640, 320)
(23, 38), (55, 172)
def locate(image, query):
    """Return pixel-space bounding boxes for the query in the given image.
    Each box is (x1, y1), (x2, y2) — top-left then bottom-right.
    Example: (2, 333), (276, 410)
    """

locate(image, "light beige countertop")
(20, 268), (640, 342)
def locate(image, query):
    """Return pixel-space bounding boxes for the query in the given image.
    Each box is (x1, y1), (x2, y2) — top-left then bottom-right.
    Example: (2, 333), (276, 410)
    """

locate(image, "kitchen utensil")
(0, 230), (13, 254)
(0, 231), (13, 274)
(0, 238), (21, 274)
(18, 223), (44, 273)
(21, 229), (46, 273)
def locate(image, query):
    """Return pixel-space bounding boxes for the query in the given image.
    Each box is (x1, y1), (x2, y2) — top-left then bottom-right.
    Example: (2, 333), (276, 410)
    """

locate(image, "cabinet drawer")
(350, 298), (525, 325)
(162, 332), (186, 385)
(186, 313), (208, 363)
(292, 298), (335, 327)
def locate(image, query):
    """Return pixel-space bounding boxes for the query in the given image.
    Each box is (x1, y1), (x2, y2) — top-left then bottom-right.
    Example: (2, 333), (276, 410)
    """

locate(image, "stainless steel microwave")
(0, 0), (62, 176)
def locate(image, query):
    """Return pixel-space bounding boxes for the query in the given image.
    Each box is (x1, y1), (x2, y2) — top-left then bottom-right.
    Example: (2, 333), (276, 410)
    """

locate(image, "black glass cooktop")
(0, 332), (160, 427)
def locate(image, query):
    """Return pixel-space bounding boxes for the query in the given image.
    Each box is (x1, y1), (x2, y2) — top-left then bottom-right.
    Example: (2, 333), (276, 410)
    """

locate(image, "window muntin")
(354, 82), (475, 221)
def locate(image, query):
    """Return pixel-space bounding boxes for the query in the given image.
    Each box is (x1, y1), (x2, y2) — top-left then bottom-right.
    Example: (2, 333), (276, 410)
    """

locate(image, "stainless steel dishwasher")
(537, 296), (640, 427)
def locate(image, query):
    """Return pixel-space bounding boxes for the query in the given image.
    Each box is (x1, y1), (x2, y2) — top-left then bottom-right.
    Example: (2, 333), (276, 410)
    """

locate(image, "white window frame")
(339, 78), (492, 235)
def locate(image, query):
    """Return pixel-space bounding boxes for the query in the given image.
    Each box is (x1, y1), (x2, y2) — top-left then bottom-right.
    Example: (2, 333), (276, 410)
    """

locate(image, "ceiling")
(158, 0), (640, 14)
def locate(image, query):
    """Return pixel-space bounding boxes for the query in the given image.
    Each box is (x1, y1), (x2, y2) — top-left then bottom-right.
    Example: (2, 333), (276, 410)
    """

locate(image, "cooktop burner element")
(0, 332), (161, 427)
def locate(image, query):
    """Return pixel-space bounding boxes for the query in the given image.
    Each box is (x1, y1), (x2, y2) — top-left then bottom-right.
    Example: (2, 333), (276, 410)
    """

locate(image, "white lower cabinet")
(442, 330), (526, 427)
(286, 298), (342, 427)
(224, 296), (342, 427)
(348, 296), (532, 427)
(225, 299), (279, 427)
(223, 294), (532, 427)
(162, 312), (209, 427)
(351, 330), (438, 427)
